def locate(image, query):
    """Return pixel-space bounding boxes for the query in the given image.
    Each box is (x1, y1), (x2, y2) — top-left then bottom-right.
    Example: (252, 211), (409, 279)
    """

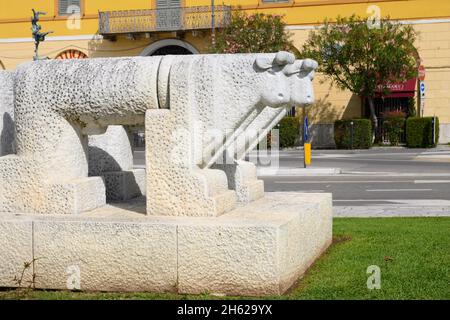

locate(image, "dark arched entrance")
(151, 45), (193, 56)
(133, 41), (196, 149)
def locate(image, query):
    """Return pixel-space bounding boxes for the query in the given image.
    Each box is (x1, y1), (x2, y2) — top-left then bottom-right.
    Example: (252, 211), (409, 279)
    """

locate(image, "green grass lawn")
(1, 217), (449, 300)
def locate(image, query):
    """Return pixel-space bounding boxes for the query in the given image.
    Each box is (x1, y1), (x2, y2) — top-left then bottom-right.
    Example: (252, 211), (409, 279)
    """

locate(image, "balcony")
(98, 6), (232, 35)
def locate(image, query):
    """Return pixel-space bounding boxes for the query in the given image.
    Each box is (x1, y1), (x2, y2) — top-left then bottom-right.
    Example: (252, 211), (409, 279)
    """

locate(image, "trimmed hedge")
(278, 116), (300, 148)
(406, 117), (439, 148)
(334, 119), (372, 149)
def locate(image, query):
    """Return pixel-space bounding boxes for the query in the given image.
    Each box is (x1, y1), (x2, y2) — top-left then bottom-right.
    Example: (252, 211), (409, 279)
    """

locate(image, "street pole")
(350, 121), (354, 150)
(432, 116), (436, 146)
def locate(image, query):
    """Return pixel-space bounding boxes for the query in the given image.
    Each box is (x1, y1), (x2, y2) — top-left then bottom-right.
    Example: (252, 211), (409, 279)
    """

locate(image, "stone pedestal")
(0, 192), (332, 296)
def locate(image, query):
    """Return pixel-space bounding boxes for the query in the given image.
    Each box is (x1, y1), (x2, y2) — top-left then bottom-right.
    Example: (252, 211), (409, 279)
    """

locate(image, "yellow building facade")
(1, 0), (450, 145)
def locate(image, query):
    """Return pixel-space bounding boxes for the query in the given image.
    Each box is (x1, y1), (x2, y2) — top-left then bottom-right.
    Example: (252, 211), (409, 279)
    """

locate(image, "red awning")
(376, 78), (417, 98)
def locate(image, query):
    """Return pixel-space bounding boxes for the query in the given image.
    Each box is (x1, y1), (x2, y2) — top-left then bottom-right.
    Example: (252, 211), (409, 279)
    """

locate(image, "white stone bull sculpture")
(214, 58), (318, 204)
(0, 52), (317, 215)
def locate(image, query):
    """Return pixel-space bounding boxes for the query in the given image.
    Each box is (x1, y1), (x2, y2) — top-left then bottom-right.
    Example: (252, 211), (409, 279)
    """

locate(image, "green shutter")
(59, 0), (81, 16)
(157, 0), (181, 8)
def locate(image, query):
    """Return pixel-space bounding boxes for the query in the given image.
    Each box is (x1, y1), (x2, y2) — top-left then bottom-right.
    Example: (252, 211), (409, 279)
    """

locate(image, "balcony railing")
(99, 6), (231, 35)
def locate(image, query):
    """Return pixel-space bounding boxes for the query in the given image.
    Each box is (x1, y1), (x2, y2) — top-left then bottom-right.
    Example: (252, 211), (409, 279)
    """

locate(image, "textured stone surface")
(0, 217), (33, 287)
(88, 125), (145, 201)
(1, 53), (318, 216)
(1, 57), (161, 214)
(0, 192), (332, 296)
(102, 169), (146, 201)
(0, 71), (14, 156)
(33, 219), (177, 292)
(212, 160), (264, 204)
(146, 109), (237, 217)
(0, 154), (105, 214)
(178, 192), (332, 295)
(88, 125), (134, 176)
(231, 59), (318, 161)
(211, 59), (317, 204)
(146, 53), (312, 216)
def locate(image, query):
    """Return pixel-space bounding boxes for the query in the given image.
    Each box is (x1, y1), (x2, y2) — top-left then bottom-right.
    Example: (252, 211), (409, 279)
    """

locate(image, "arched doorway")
(151, 45), (193, 56)
(55, 49), (88, 60)
(140, 39), (199, 56)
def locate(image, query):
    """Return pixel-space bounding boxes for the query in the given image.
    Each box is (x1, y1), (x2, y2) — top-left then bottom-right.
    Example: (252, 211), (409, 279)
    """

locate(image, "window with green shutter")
(58, 0), (81, 16)
(156, 0), (181, 8)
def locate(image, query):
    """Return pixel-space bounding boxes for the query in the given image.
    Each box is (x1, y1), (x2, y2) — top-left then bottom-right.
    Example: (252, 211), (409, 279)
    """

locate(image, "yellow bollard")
(304, 142), (311, 166)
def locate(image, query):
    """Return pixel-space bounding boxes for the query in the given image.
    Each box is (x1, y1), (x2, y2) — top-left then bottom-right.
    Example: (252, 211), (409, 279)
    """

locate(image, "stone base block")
(0, 192), (332, 296)
(0, 217), (33, 287)
(239, 179), (265, 204)
(212, 160), (264, 205)
(102, 169), (146, 201)
(48, 177), (106, 214)
(33, 219), (177, 292)
(0, 154), (106, 214)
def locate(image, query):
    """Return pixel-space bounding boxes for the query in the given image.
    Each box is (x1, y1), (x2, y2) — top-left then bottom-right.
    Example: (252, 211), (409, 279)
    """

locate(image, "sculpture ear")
(274, 51), (296, 66)
(301, 59), (319, 73)
(255, 56), (273, 70)
(283, 60), (303, 75)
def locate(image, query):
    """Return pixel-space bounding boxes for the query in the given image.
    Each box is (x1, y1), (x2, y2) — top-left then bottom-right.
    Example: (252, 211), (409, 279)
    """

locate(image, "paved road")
(257, 147), (450, 207)
(255, 147), (450, 174)
(263, 174), (450, 205)
(134, 146), (450, 215)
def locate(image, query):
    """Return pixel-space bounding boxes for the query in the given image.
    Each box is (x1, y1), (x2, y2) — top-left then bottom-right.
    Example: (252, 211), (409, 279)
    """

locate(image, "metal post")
(350, 121), (354, 150)
(432, 116), (436, 146)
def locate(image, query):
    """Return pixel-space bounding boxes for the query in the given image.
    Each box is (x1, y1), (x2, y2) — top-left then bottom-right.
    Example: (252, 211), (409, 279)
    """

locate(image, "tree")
(300, 15), (418, 133)
(213, 11), (294, 54)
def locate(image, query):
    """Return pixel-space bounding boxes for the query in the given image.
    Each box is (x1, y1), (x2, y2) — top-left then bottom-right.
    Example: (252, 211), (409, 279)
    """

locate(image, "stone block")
(177, 192), (332, 296)
(0, 217), (33, 288)
(33, 219), (178, 292)
(48, 177), (106, 214)
(0, 192), (332, 296)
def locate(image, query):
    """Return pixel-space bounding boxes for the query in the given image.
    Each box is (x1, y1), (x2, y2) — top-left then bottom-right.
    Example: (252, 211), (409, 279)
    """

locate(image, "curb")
(333, 206), (450, 217)
(257, 167), (341, 176)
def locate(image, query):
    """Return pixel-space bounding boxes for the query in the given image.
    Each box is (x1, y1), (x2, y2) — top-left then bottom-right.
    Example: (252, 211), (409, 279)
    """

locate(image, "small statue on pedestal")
(31, 9), (53, 61)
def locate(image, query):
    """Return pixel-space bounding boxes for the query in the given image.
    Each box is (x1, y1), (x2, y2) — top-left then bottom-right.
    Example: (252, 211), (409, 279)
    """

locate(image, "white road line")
(334, 200), (394, 202)
(414, 180), (450, 184)
(274, 180), (404, 184)
(366, 189), (432, 192)
(334, 199), (450, 205)
(342, 172), (450, 177)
